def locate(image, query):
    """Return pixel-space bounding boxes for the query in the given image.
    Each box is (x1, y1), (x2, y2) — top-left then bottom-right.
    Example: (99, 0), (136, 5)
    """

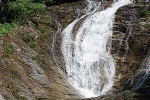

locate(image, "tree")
(1, 0), (16, 6)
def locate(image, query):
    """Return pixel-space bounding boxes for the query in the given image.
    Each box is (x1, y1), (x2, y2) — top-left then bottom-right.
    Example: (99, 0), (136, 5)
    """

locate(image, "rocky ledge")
(0, 0), (150, 100)
(86, 2), (150, 100)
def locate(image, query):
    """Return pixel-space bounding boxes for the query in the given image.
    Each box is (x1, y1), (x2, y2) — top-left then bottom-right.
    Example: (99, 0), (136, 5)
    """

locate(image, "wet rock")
(0, 0), (150, 100)
(0, 93), (6, 100)
(0, 23), (80, 99)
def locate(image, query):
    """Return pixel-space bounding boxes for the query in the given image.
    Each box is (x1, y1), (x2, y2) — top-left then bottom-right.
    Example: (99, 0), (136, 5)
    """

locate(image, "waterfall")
(61, 0), (132, 98)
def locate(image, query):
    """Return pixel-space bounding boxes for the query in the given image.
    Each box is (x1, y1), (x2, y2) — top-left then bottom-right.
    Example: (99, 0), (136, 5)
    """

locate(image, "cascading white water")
(62, 0), (132, 98)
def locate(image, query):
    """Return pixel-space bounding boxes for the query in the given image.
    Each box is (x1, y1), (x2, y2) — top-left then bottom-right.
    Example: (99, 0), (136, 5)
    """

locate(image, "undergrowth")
(0, 0), (48, 36)
(0, 22), (18, 37)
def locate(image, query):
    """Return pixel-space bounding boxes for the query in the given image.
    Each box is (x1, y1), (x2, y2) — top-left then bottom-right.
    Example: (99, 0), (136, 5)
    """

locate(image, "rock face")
(113, 3), (150, 92)
(0, 25), (80, 99)
(86, 2), (150, 100)
(0, 1), (86, 99)
(0, 0), (150, 100)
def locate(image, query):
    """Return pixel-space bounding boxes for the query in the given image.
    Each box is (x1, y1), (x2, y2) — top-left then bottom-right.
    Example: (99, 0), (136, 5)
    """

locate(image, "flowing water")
(62, 0), (132, 98)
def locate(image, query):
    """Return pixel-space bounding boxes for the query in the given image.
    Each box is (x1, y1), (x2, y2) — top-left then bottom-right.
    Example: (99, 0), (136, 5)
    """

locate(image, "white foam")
(62, 0), (132, 98)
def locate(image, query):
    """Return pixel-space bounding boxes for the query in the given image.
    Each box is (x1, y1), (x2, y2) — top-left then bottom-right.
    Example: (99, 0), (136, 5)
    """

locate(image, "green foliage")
(35, 0), (79, 6)
(22, 34), (34, 43)
(0, 0), (46, 23)
(33, 0), (53, 4)
(39, 27), (47, 33)
(10, 71), (15, 78)
(0, 22), (18, 36)
(7, 44), (15, 56)
(7, 83), (26, 100)
(49, 22), (55, 28)
(141, 9), (149, 17)
(22, 35), (31, 43)
(29, 42), (36, 48)
(144, 24), (150, 29)
(137, 0), (142, 4)
(0, 0), (46, 36)
(45, 22), (55, 28)
(0, 0), (79, 36)
(123, 94), (133, 100)
(32, 56), (37, 60)
(41, 57), (46, 65)
(9, 0), (46, 19)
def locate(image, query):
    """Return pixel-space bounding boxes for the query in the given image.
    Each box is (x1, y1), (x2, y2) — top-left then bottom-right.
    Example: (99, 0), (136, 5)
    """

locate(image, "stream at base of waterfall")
(62, 0), (132, 98)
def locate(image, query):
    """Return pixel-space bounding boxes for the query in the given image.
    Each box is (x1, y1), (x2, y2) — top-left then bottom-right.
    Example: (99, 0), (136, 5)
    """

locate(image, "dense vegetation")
(141, 9), (149, 17)
(0, 0), (49, 36)
(0, 0), (79, 36)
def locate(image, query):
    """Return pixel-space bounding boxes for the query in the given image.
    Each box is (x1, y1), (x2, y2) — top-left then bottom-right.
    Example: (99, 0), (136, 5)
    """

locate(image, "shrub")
(22, 34), (34, 43)
(0, 22), (18, 36)
(29, 42), (36, 48)
(32, 56), (37, 60)
(33, 0), (79, 6)
(39, 27), (47, 33)
(22, 35), (31, 43)
(7, 44), (14, 56)
(0, 0), (46, 23)
(49, 22), (55, 28)
(33, 0), (53, 4)
(141, 9), (149, 17)
(0, 0), (46, 35)
(9, 0), (46, 20)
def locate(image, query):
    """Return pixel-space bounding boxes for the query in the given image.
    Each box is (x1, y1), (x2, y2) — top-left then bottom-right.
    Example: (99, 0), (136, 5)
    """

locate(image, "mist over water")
(62, 0), (132, 98)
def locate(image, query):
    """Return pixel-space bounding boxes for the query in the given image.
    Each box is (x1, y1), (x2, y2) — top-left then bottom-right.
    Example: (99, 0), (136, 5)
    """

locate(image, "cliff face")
(113, 4), (150, 91)
(0, 1), (85, 100)
(0, 26), (80, 99)
(0, 0), (150, 100)
(110, 3), (150, 100)
(86, 2), (150, 100)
